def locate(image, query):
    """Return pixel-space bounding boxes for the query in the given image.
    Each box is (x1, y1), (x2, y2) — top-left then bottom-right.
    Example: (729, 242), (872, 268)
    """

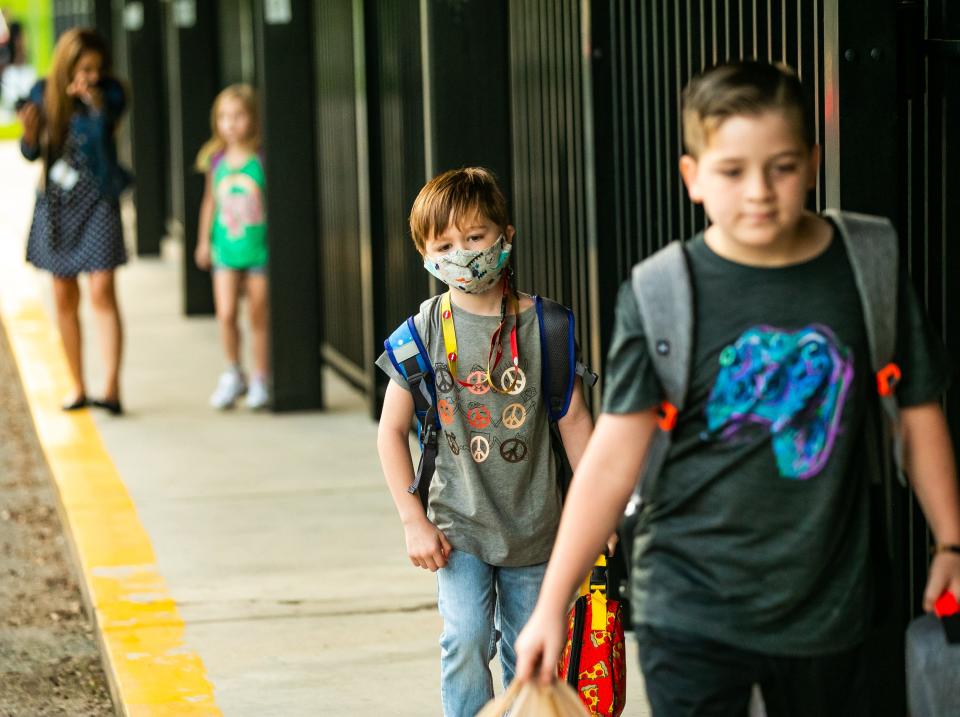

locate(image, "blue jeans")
(436, 549), (547, 717)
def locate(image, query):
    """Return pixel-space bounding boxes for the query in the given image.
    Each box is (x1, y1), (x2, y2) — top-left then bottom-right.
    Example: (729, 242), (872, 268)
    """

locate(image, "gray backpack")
(906, 613), (960, 716)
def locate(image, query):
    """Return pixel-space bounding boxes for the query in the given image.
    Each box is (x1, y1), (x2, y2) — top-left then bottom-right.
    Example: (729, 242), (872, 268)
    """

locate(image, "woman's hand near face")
(67, 76), (102, 109)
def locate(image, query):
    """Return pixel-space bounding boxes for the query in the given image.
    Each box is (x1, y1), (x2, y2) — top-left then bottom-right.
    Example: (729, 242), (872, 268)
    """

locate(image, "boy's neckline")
(447, 291), (535, 318)
(699, 213), (836, 271)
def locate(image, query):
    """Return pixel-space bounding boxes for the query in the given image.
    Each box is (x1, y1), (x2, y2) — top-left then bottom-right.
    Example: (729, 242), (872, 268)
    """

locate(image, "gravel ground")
(0, 323), (113, 716)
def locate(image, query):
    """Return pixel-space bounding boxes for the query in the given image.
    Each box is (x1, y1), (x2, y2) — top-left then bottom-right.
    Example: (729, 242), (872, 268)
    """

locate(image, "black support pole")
(255, 0), (323, 411)
(124, 0), (167, 256)
(423, 1), (511, 193)
(824, 3), (903, 714)
(95, 0), (113, 46)
(166, 0), (218, 316)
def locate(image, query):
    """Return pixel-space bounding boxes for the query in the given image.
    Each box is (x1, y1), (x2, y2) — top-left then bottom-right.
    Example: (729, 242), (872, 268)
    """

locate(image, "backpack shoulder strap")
(535, 297), (598, 422)
(535, 297), (575, 422)
(824, 209), (905, 486)
(824, 209), (898, 370)
(621, 240), (694, 519)
(384, 316), (439, 508)
(630, 240), (695, 411)
(385, 316), (436, 419)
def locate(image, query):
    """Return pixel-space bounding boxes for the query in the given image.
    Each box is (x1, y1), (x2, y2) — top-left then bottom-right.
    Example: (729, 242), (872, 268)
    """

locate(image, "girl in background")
(195, 84), (270, 410)
(18, 28), (131, 415)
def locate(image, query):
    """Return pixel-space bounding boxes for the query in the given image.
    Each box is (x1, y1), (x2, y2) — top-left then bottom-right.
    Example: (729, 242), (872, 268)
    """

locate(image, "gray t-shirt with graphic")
(603, 230), (952, 655)
(376, 294), (560, 567)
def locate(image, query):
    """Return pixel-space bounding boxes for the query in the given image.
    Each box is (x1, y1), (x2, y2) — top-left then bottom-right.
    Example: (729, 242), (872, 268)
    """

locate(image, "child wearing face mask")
(375, 167), (595, 716)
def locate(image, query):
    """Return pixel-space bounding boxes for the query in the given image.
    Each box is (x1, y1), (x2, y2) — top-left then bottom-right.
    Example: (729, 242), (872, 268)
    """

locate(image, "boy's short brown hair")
(681, 61), (814, 157)
(409, 167), (510, 255)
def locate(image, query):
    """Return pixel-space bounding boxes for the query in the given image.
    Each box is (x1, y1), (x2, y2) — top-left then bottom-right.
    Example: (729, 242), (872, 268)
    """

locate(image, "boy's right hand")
(194, 242), (211, 270)
(404, 517), (452, 572)
(514, 605), (567, 686)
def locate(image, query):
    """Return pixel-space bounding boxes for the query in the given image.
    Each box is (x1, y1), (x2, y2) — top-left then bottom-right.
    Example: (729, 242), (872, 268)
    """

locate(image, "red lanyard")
(440, 280), (521, 393)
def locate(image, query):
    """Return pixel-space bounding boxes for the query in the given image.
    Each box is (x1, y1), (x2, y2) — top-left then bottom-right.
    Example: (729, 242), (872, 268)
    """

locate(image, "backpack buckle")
(657, 401), (678, 431)
(421, 421), (439, 447)
(876, 363), (901, 397)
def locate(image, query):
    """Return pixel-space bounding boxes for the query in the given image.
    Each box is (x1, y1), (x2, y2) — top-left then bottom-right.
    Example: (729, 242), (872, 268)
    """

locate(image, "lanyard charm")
(440, 281), (521, 394)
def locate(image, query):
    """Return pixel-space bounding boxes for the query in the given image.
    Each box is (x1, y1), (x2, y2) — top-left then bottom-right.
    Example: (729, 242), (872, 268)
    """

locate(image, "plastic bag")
(476, 678), (589, 717)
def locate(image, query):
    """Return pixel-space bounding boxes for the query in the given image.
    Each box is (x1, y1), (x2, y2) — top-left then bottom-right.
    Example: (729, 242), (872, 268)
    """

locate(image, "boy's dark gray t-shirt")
(603, 230), (952, 656)
(376, 295), (560, 567)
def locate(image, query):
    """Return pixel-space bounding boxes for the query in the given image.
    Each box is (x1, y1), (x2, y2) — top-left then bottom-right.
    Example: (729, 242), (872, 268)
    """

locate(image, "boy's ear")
(679, 155), (703, 204)
(505, 225), (516, 244)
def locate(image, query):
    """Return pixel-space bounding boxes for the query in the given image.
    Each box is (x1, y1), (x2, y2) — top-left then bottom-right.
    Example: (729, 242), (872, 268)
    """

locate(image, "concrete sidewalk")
(1, 141), (649, 716)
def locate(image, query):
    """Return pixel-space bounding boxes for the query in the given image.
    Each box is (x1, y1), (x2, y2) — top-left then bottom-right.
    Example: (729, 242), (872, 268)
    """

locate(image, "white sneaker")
(210, 369), (247, 409)
(245, 377), (270, 410)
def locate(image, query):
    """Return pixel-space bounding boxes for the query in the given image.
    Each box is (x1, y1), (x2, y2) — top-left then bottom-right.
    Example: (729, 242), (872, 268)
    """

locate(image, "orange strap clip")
(657, 401), (678, 431)
(876, 363), (902, 397)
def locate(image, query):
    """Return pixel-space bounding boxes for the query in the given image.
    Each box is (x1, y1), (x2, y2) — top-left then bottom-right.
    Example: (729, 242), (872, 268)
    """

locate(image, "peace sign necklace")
(440, 279), (521, 394)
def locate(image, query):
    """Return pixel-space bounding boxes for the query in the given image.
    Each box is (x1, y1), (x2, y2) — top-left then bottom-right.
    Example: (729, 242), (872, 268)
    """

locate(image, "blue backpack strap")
(535, 296), (597, 422)
(384, 317), (439, 509)
(385, 317), (437, 429)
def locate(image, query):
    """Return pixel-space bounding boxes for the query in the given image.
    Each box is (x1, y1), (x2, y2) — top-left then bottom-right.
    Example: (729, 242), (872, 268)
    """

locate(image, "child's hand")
(514, 606), (567, 686)
(404, 517), (452, 572)
(194, 242), (211, 270)
(924, 550), (960, 613)
(67, 76), (102, 108)
(606, 532), (619, 556)
(17, 102), (39, 146)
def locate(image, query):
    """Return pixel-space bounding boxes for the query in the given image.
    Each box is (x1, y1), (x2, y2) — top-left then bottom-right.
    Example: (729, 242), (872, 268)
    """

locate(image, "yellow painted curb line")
(0, 246), (222, 713)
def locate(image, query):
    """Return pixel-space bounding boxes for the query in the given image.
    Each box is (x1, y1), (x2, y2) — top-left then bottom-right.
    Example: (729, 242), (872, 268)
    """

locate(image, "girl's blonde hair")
(43, 28), (112, 155)
(195, 84), (261, 172)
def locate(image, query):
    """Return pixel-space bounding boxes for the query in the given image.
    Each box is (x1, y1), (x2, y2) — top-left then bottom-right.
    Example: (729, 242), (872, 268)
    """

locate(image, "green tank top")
(211, 153), (268, 269)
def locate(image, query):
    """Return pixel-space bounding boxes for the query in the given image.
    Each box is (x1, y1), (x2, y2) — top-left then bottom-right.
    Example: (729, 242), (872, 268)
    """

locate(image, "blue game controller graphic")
(704, 324), (854, 480)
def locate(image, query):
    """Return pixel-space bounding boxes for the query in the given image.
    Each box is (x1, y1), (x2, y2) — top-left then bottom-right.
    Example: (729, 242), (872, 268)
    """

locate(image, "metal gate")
(589, 0), (831, 355)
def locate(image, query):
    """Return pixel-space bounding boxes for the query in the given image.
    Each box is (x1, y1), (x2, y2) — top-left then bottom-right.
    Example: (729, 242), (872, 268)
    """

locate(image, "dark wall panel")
(509, 0), (597, 402)
(218, 0), (256, 86)
(125, 0), (168, 256)
(592, 0), (829, 278)
(53, 0), (95, 35)
(898, 0), (960, 613)
(314, 0), (365, 376)
(368, 0), (428, 411)
(589, 0), (832, 374)
(426, 1), (511, 186)
(256, 0), (322, 411)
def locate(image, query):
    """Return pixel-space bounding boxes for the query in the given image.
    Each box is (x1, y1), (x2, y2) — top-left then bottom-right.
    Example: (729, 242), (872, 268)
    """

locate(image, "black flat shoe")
(62, 396), (88, 411)
(91, 398), (123, 416)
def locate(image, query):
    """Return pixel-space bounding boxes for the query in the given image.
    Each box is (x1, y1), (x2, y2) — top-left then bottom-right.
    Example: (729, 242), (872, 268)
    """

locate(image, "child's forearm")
(376, 425), (429, 526)
(903, 403), (960, 545)
(538, 411), (658, 614)
(557, 380), (594, 470)
(197, 197), (214, 246)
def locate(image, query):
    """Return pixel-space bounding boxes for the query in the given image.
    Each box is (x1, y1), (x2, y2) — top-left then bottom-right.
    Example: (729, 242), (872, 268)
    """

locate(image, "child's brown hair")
(408, 167), (509, 255)
(681, 61), (813, 157)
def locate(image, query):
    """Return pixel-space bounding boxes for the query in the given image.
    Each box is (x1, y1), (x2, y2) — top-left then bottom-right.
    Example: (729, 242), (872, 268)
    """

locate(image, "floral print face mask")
(423, 234), (512, 294)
